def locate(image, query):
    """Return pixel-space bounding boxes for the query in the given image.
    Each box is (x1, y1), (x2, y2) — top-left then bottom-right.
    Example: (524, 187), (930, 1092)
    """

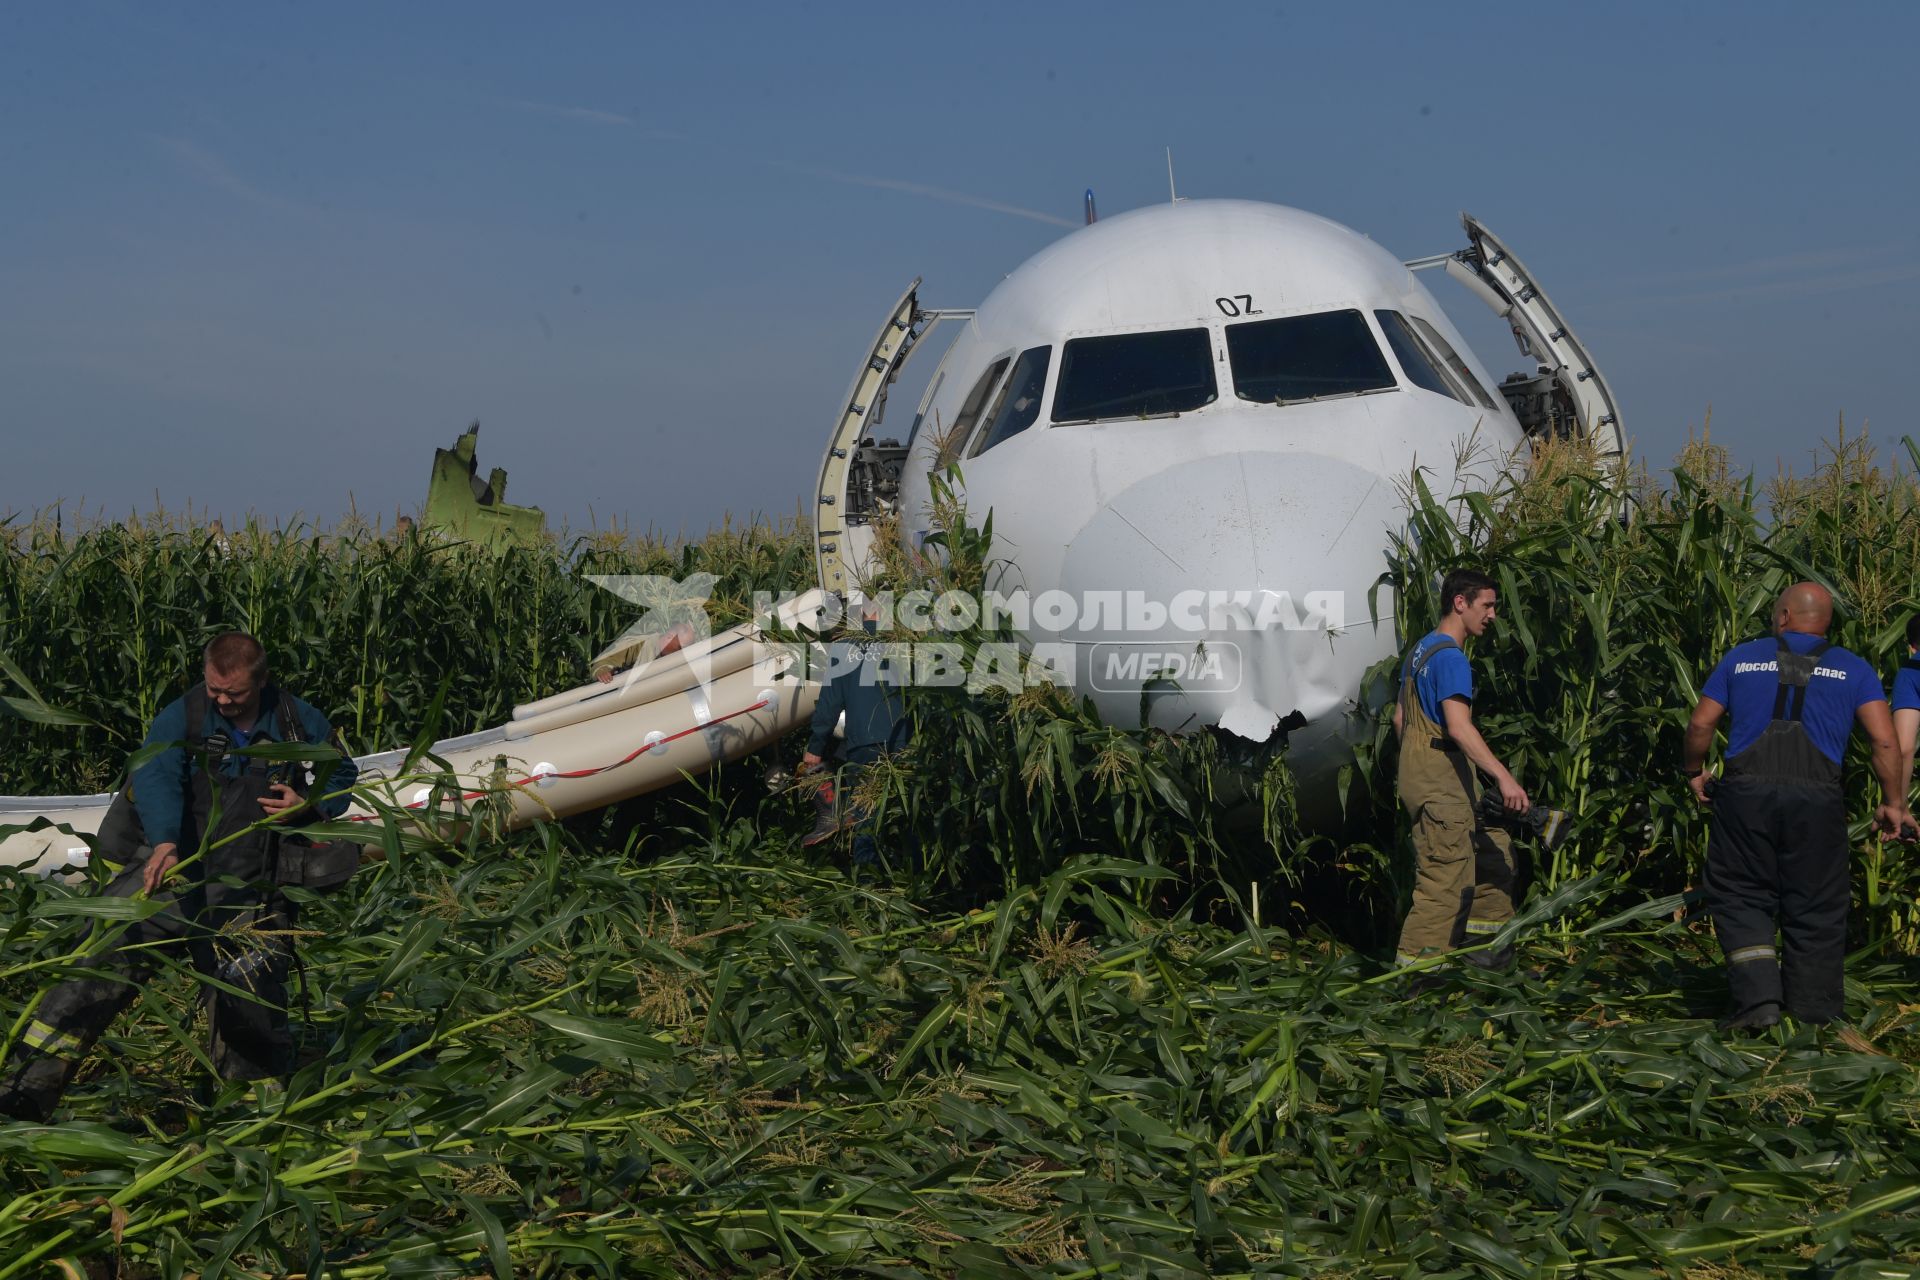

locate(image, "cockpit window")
(1051, 328), (1216, 423)
(1411, 315), (1498, 410)
(934, 356), (1010, 468)
(971, 345), (1052, 456)
(1225, 310), (1395, 404)
(1374, 310), (1461, 401)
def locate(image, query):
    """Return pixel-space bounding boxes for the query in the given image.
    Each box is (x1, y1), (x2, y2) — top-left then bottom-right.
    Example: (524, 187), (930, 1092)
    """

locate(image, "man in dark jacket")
(0, 632), (358, 1121)
(800, 606), (908, 865)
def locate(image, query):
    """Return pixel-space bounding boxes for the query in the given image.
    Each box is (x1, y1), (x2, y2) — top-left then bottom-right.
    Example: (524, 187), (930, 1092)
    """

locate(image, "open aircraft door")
(1411, 214), (1624, 463)
(814, 281), (967, 599)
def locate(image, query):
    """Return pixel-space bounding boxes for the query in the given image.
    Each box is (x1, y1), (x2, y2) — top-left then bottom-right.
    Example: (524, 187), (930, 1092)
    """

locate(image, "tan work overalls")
(1395, 638), (1515, 964)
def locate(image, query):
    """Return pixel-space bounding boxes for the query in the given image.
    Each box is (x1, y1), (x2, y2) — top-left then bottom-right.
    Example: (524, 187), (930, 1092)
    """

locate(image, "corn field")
(0, 513), (814, 793)
(4, 429), (1920, 1276)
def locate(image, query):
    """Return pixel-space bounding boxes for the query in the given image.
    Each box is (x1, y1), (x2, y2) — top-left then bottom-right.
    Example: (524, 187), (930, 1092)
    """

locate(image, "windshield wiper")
(1266, 385), (1401, 408)
(1051, 408), (1191, 427)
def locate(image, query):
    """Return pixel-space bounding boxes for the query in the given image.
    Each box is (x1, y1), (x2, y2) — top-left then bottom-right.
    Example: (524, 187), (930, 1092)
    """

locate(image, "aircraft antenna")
(1166, 147), (1177, 203)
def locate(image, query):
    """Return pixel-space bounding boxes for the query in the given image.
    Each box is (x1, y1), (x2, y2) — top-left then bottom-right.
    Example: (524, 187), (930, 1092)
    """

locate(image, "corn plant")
(5, 436), (1920, 1276)
(3, 811), (1917, 1277)
(0, 513), (816, 793)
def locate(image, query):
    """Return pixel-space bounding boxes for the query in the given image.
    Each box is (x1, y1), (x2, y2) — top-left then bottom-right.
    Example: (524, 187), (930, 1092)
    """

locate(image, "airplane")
(0, 196), (1620, 871)
(814, 196), (1622, 800)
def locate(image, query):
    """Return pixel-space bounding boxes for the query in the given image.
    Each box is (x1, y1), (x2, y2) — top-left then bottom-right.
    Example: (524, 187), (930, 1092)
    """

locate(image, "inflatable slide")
(0, 590), (830, 876)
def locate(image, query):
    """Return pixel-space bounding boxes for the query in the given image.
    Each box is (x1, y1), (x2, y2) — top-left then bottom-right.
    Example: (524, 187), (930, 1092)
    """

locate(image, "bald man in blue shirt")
(1683, 582), (1910, 1030)
(1888, 612), (1920, 801)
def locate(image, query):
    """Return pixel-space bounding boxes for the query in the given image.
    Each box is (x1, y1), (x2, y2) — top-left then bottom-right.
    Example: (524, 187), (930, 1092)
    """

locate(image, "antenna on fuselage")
(1166, 147), (1177, 202)
(1084, 188), (1097, 225)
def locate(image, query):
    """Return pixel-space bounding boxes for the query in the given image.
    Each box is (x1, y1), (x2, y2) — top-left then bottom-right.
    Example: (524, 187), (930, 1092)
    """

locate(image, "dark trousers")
(1705, 779), (1849, 1022)
(819, 760), (880, 866)
(3, 843), (296, 1116)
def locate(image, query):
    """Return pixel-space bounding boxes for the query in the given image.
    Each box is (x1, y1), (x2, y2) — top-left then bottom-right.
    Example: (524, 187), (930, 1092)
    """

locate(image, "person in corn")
(1889, 612), (1920, 801)
(0, 632), (358, 1121)
(1683, 582), (1910, 1029)
(1392, 568), (1530, 974)
(798, 602), (908, 868)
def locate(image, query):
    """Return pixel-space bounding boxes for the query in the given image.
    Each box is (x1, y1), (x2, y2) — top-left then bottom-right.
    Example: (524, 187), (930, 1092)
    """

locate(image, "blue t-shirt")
(1892, 660), (1920, 713)
(1401, 630), (1473, 727)
(1700, 631), (1884, 766)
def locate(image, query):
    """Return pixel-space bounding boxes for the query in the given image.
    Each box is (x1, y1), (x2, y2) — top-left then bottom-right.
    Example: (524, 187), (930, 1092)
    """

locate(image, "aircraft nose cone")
(1055, 452), (1398, 737)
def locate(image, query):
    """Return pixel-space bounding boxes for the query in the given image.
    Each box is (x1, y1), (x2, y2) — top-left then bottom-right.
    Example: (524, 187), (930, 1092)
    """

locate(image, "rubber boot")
(0, 1055), (67, 1123)
(1717, 1001), (1782, 1032)
(1400, 971), (1449, 998)
(1460, 943), (1516, 972)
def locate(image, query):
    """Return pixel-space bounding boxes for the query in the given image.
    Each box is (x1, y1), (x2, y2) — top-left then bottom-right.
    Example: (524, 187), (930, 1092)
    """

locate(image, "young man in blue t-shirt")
(1683, 582), (1910, 1029)
(1392, 568), (1531, 973)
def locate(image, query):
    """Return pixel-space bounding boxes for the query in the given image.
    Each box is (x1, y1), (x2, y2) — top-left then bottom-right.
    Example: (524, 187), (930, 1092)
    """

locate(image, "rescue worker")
(1683, 582), (1910, 1029)
(0, 632), (358, 1121)
(1888, 612), (1920, 799)
(1392, 568), (1530, 973)
(799, 602), (908, 867)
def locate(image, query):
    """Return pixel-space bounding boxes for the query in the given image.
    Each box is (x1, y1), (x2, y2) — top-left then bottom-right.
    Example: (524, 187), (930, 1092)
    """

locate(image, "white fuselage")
(890, 200), (1526, 789)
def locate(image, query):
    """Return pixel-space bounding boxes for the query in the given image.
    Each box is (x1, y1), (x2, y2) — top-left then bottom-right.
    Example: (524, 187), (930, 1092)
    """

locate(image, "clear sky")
(4, 2), (1917, 535)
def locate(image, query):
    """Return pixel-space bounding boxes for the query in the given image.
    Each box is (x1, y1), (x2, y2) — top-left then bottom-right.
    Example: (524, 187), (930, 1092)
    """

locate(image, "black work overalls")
(1706, 639), (1850, 1023)
(7, 689), (311, 1114)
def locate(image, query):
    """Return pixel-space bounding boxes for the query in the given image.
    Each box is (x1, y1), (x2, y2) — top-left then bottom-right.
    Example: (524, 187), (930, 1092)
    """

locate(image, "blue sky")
(4, 2), (1917, 535)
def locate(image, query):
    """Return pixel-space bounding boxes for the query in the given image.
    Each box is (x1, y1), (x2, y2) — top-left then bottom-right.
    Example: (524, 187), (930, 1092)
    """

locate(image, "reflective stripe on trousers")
(22, 1019), (85, 1058)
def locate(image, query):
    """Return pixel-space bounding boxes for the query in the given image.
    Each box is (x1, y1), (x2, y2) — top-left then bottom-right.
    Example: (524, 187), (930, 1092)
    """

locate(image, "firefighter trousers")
(1705, 778), (1849, 1023)
(1396, 799), (1516, 963)
(2, 844), (296, 1117)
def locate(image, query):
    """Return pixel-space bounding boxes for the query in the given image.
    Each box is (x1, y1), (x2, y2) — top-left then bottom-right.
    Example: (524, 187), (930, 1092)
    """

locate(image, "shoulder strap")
(1406, 636), (1459, 683)
(1772, 638), (1833, 721)
(274, 688), (308, 743)
(184, 682), (210, 744)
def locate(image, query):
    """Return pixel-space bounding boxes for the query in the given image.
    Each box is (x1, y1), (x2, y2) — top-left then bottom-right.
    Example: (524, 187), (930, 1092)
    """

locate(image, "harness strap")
(1405, 636), (1459, 685)
(1769, 639), (1832, 724)
(1405, 637), (1461, 751)
(185, 683), (210, 750)
(276, 689), (306, 744)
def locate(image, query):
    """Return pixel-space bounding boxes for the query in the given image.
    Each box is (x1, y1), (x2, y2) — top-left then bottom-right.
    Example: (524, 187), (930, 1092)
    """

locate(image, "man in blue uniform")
(1889, 613), (1920, 800)
(0, 632), (358, 1121)
(800, 604), (908, 867)
(1683, 583), (1909, 1029)
(1392, 568), (1531, 971)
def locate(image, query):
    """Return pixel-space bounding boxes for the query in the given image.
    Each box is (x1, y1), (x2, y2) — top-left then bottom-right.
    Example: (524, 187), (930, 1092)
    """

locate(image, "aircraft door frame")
(815, 281), (971, 599)
(1410, 215), (1624, 462)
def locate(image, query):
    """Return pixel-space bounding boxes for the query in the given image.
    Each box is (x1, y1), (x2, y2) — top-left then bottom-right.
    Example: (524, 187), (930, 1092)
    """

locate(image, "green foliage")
(3, 822), (1918, 1277)
(8, 430), (1920, 1274)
